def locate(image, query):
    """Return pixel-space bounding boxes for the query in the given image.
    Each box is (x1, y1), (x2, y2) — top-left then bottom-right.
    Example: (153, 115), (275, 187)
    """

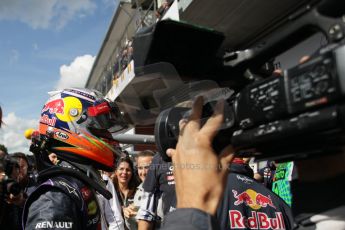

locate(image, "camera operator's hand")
(6, 191), (26, 207)
(166, 96), (234, 215)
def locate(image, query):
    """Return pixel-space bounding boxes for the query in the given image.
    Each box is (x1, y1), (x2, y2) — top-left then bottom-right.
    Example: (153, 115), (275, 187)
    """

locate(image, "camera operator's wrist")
(177, 193), (220, 216)
(164, 208), (219, 230)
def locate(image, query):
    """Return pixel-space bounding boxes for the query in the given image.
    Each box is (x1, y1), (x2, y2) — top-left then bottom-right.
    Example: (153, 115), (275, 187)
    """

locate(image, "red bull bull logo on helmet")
(42, 99), (65, 114)
(41, 97), (83, 122)
(232, 189), (276, 210)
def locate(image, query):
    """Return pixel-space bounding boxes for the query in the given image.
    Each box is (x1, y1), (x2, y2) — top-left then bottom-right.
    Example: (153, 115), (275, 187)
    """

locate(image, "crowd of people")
(1, 86), (344, 230)
(2, 43), (345, 229)
(1, 0), (344, 228)
(98, 0), (175, 95)
(0, 149), (37, 229)
(0, 83), (345, 230)
(0, 125), (156, 229)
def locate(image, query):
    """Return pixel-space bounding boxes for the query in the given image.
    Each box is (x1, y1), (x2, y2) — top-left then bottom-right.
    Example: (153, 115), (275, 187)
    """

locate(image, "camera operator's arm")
(162, 97), (234, 230)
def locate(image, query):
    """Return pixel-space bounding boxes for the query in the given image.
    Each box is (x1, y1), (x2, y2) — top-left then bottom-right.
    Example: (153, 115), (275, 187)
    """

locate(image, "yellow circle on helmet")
(56, 96), (83, 122)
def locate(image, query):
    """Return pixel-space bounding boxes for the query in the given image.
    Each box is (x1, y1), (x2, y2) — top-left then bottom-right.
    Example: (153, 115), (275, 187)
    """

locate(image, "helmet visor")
(87, 99), (128, 133)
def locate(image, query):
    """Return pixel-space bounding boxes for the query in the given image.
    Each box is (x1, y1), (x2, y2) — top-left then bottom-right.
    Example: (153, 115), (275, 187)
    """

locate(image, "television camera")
(143, 0), (345, 161)
(0, 155), (21, 197)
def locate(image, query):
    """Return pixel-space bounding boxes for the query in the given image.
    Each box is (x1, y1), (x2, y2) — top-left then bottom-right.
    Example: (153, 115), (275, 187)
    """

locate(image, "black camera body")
(154, 0), (345, 161)
(155, 43), (345, 161)
(232, 43), (345, 157)
(235, 44), (345, 129)
(0, 156), (21, 196)
(155, 99), (236, 161)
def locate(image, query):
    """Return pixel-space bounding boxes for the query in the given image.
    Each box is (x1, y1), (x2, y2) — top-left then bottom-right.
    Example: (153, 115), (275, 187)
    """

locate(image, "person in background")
(132, 151), (155, 224)
(0, 107), (10, 229)
(156, 0), (174, 19)
(11, 152), (37, 197)
(136, 152), (176, 230)
(99, 170), (125, 230)
(254, 161), (277, 190)
(25, 155), (37, 174)
(216, 157), (294, 229)
(23, 88), (124, 229)
(1, 155), (23, 230)
(0, 107), (7, 159)
(136, 151), (155, 183)
(0, 144), (7, 159)
(162, 56), (345, 229)
(161, 97), (292, 229)
(0, 106), (5, 226)
(161, 97), (233, 229)
(4, 153), (38, 230)
(0, 157), (10, 229)
(48, 152), (59, 165)
(114, 156), (140, 229)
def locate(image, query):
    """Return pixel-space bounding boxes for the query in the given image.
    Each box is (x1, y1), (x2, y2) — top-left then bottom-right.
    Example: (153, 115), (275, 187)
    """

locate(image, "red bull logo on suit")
(230, 189), (285, 229)
(229, 210), (286, 229)
(232, 189), (276, 210)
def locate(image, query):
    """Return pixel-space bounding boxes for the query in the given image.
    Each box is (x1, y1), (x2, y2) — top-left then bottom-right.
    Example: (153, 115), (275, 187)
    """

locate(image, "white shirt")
(98, 174), (125, 230)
